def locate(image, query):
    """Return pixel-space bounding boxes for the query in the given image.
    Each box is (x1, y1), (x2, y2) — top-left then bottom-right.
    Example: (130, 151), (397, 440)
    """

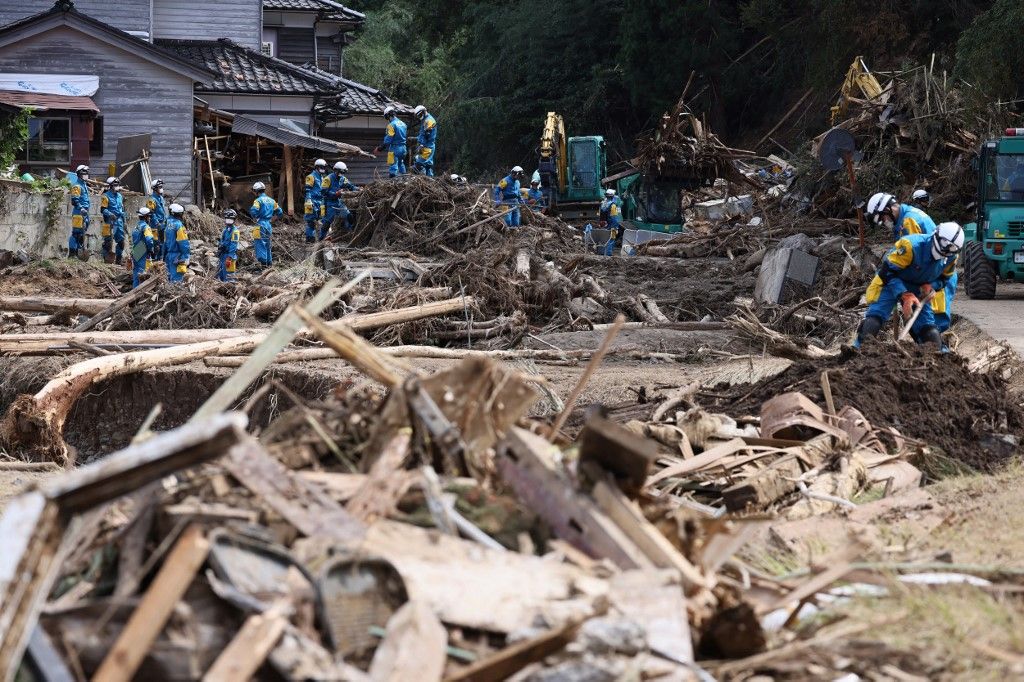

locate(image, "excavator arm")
(830, 56), (884, 125)
(540, 112), (567, 195)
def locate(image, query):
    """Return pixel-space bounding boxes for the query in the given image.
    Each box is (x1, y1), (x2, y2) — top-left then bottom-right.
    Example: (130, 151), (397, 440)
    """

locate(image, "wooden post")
(203, 135), (217, 208)
(282, 144), (295, 216)
(92, 524), (211, 682)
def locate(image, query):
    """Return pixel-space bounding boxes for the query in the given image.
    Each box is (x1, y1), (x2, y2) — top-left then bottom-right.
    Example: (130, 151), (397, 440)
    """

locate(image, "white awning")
(0, 74), (99, 97)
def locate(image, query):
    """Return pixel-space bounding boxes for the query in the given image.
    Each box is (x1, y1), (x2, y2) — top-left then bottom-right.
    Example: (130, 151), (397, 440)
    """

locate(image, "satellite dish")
(818, 127), (861, 171)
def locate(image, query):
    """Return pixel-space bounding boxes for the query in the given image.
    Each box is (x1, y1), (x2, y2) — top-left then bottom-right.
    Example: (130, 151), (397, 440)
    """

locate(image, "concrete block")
(755, 247), (821, 304)
(694, 194), (754, 221)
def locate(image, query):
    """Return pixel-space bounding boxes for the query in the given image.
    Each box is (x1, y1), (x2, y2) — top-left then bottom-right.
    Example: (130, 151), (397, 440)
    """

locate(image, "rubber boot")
(854, 315), (884, 347)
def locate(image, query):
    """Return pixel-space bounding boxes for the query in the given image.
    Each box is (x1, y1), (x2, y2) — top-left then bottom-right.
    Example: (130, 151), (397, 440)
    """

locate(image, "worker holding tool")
(218, 208), (240, 282)
(323, 161), (358, 238)
(147, 179), (168, 260)
(374, 105), (408, 178)
(600, 188), (623, 256)
(250, 181), (283, 267)
(866, 192), (936, 242)
(164, 203), (190, 282)
(100, 177), (125, 264)
(412, 105), (437, 177)
(911, 188), (930, 210)
(129, 206), (156, 289)
(494, 166), (526, 227)
(303, 158), (330, 243)
(525, 180), (546, 212)
(855, 222), (964, 348)
(68, 164), (91, 258)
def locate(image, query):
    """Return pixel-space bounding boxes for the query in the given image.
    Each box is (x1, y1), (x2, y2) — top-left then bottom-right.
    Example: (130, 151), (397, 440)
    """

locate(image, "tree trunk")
(0, 297), (112, 316)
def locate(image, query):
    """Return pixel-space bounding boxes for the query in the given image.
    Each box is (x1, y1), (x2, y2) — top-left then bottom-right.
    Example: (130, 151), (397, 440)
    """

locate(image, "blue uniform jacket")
(100, 190), (124, 227)
(70, 176), (90, 213)
(250, 194), (283, 224)
(304, 170), (329, 202)
(600, 197), (623, 226)
(418, 113), (437, 147)
(326, 173), (358, 205)
(382, 116), (408, 150)
(131, 222), (155, 263)
(147, 193), (167, 231)
(220, 224), (239, 259)
(165, 219), (190, 265)
(495, 175), (522, 203)
(893, 203), (937, 241)
(877, 233), (957, 298)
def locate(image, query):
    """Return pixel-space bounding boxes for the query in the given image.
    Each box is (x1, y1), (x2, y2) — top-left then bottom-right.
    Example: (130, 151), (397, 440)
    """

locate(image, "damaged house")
(0, 0), (404, 203)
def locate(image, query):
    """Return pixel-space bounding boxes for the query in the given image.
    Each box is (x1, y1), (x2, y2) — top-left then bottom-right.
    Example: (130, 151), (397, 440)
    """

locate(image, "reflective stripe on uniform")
(865, 274), (884, 303)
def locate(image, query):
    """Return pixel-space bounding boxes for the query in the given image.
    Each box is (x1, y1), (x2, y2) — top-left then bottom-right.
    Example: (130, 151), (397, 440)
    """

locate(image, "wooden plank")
(202, 608), (287, 682)
(369, 601), (447, 682)
(445, 620), (580, 682)
(93, 524), (211, 682)
(645, 438), (747, 486)
(591, 480), (706, 590)
(498, 427), (655, 570)
(346, 430), (413, 522)
(223, 440), (365, 545)
(282, 144), (295, 216)
(579, 417), (658, 496)
(73, 275), (161, 333)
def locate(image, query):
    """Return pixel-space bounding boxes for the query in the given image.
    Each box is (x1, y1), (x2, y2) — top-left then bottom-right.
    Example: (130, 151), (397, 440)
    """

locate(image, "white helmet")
(866, 192), (895, 225)
(150, 178), (164, 190)
(333, 161), (347, 172)
(932, 222), (964, 260)
(314, 158), (327, 169)
(450, 173), (460, 182)
(169, 202), (185, 216)
(912, 188), (929, 202)
(253, 181), (266, 192)
(106, 176), (119, 186)
(511, 166), (524, 174)
(75, 164), (89, 174)
(605, 188), (616, 197)
(413, 105), (427, 119)
(138, 206), (151, 217)
(383, 105), (396, 118)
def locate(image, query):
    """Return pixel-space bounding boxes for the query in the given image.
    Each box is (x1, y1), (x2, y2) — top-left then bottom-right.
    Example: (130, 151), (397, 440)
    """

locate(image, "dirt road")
(956, 282), (1024, 356)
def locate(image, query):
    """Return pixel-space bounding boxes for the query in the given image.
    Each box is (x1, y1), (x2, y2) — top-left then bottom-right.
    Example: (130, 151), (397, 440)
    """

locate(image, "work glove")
(900, 292), (921, 318)
(919, 283), (934, 298)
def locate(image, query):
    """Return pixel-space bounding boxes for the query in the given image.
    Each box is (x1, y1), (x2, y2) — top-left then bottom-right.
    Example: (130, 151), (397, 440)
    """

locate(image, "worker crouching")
(855, 222), (964, 348)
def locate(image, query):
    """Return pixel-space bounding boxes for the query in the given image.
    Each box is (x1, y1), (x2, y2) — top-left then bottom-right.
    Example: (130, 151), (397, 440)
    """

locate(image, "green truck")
(963, 129), (1024, 299)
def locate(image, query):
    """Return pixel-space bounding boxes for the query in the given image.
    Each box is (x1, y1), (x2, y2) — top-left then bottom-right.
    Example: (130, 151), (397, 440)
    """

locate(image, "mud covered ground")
(701, 342), (1024, 473)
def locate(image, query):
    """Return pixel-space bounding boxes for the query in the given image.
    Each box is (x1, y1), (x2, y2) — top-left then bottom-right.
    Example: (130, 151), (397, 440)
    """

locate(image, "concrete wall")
(0, 25), (196, 202)
(0, 180), (144, 258)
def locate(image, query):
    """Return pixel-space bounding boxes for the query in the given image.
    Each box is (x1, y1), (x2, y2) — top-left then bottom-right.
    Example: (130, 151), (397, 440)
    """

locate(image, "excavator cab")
(538, 112), (606, 221)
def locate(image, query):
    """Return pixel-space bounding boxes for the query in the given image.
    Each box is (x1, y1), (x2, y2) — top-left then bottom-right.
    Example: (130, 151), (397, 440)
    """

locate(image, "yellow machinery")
(830, 56), (884, 125)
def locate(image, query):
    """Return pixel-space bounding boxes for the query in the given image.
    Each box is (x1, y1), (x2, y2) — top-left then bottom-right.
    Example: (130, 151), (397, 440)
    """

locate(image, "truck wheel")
(964, 240), (997, 300)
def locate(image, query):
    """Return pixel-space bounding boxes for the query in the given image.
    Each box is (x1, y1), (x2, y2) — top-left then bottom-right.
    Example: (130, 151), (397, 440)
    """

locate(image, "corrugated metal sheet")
(232, 114), (367, 156)
(0, 26), (196, 202)
(0, 0), (150, 35)
(152, 0), (262, 51)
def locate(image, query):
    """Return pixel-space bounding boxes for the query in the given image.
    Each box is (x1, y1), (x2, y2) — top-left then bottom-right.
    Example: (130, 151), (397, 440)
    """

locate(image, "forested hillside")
(344, 0), (1024, 175)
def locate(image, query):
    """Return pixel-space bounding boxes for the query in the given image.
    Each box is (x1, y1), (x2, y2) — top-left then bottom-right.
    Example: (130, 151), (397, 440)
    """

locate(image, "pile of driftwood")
(632, 94), (757, 188)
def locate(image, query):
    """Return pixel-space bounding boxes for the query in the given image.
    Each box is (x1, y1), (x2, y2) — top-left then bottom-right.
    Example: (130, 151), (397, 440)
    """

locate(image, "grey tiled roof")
(156, 38), (336, 95)
(300, 63), (404, 115)
(262, 0), (364, 22)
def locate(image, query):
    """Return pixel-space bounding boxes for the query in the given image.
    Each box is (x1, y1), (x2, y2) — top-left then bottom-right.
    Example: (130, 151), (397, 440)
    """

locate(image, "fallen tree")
(0, 297), (112, 316)
(0, 296), (474, 463)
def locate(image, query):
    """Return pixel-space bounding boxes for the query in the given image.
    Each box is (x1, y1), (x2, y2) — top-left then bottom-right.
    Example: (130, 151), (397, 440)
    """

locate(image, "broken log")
(446, 620), (582, 682)
(73, 275), (161, 332)
(0, 296), (474, 354)
(0, 296), (111, 316)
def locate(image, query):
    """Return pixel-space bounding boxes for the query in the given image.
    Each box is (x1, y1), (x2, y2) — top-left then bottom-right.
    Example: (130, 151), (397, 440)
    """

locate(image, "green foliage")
(343, 0), (999, 176)
(955, 0), (1024, 101)
(0, 107), (31, 171)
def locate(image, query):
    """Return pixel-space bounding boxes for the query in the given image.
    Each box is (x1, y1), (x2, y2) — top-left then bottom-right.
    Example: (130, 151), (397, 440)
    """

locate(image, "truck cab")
(963, 130), (1024, 299)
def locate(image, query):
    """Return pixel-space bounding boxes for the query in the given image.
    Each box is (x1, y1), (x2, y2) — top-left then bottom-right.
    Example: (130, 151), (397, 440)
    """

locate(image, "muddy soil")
(0, 260), (118, 298)
(701, 342), (1024, 472)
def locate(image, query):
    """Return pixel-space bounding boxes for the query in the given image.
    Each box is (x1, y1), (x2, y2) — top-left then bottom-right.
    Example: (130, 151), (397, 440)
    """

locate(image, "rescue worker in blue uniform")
(304, 158), (329, 243)
(374, 105), (407, 177)
(867, 191), (958, 343)
(100, 177), (125, 263)
(412, 105), (437, 177)
(494, 166), (525, 227)
(130, 206), (156, 289)
(911, 188), (930, 210)
(866, 191), (936, 242)
(600, 189), (623, 256)
(147, 179), (168, 260)
(323, 161), (358, 238)
(68, 164), (91, 258)
(218, 209), (240, 282)
(855, 222), (964, 348)
(164, 202), (190, 282)
(250, 181), (283, 267)
(525, 180), (546, 212)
